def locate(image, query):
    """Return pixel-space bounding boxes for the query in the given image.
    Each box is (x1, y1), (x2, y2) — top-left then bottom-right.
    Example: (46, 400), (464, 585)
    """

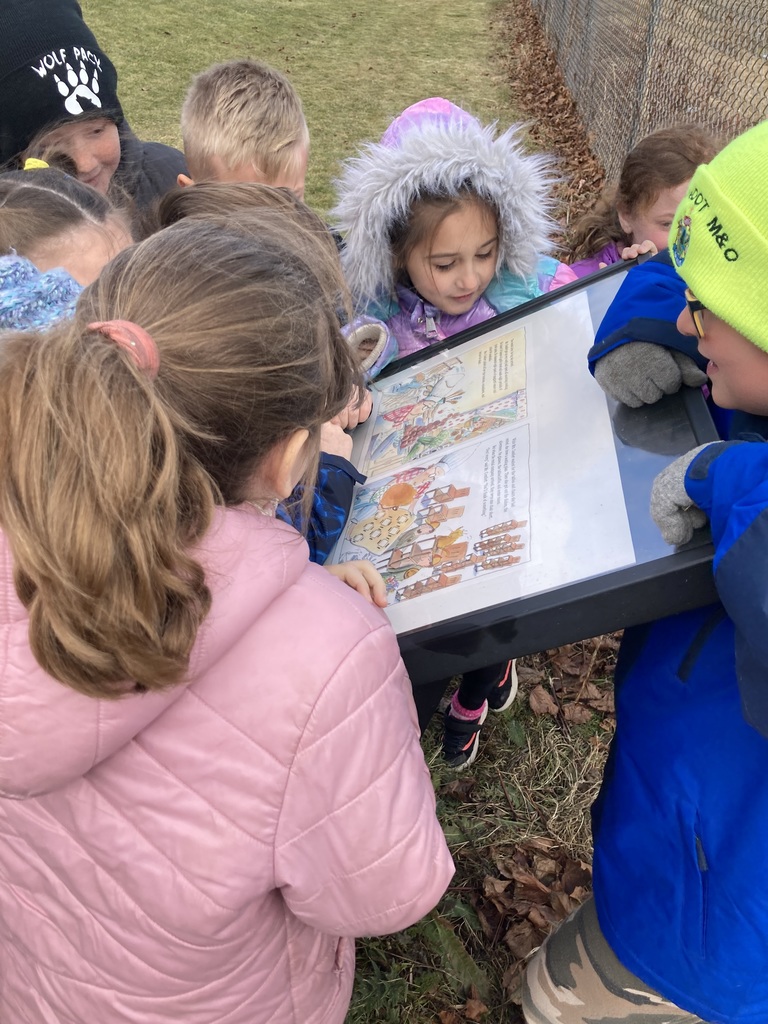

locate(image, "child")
(523, 120), (768, 1024)
(174, 58), (371, 552)
(150, 179), (368, 563)
(569, 124), (721, 277)
(332, 97), (576, 766)
(332, 97), (576, 376)
(0, 211), (453, 1023)
(0, 0), (186, 207)
(179, 59), (309, 200)
(585, 130), (728, 409)
(0, 164), (133, 330)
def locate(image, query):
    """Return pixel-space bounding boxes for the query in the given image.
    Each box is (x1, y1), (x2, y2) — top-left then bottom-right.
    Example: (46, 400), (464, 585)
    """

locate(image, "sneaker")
(487, 659), (519, 713)
(442, 702), (488, 770)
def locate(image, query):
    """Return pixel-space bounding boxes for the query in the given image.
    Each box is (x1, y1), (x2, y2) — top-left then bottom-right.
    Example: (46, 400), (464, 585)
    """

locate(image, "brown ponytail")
(0, 213), (359, 698)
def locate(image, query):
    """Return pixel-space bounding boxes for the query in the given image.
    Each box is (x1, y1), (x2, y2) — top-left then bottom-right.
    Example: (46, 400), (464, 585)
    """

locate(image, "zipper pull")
(425, 314), (438, 338)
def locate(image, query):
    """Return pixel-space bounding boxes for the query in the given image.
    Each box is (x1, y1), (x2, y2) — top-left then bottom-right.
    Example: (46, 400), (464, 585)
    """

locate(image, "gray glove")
(650, 444), (713, 545)
(594, 342), (708, 407)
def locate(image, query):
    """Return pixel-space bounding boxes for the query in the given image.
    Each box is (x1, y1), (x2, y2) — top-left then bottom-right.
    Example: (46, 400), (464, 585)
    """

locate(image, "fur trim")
(331, 113), (560, 307)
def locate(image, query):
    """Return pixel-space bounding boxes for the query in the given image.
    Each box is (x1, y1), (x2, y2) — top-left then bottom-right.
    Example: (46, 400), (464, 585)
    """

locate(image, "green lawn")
(82, 0), (518, 212)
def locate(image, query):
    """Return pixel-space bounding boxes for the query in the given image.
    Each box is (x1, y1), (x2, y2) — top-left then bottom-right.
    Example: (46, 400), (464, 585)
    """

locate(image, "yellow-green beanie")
(669, 120), (768, 353)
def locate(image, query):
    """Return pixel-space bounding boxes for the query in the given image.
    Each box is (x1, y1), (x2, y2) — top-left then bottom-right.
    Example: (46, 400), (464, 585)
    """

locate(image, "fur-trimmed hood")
(331, 97), (560, 307)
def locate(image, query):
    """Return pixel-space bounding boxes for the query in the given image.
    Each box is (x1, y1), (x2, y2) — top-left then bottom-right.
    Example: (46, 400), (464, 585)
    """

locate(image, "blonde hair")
(569, 124), (723, 261)
(181, 59), (309, 182)
(0, 213), (358, 699)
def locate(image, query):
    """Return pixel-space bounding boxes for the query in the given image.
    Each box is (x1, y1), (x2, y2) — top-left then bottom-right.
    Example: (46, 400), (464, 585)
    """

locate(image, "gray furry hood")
(331, 97), (560, 307)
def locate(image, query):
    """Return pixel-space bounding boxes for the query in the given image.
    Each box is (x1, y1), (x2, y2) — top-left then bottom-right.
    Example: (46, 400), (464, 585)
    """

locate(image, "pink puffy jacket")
(0, 508), (454, 1023)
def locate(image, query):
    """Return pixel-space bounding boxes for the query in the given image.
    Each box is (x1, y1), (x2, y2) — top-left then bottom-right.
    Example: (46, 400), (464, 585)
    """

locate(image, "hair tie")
(23, 158), (49, 171)
(88, 320), (160, 379)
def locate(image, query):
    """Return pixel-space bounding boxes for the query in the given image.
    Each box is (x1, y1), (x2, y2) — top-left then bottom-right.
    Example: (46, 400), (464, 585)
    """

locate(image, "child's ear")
(263, 429), (311, 499)
(177, 173), (194, 188)
(617, 206), (633, 236)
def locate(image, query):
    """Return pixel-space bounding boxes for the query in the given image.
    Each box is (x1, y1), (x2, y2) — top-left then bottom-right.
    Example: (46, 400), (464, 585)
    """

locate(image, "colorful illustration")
(328, 290), (638, 635)
(335, 439), (532, 604)
(362, 330), (528, 475)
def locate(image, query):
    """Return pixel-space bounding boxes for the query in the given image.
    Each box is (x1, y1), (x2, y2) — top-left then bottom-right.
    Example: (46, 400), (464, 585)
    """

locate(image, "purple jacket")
(371, 257), (577, 374)
(388, 283), (498, 359)
(569, 241), (622, 279)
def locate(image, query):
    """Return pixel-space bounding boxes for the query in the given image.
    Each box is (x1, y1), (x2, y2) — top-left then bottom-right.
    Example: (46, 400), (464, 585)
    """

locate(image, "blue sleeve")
(686, 440), (768, 733)
(686, 440), (768, 571)
(276, 454), (366, 565)
(587, 251), (706, 373)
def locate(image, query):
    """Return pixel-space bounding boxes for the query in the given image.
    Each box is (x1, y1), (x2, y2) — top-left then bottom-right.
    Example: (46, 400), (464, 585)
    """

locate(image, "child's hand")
(325, 560), (388, 607)
(594, 342), (707, 407)
(332, 386), (373, 431)
(620, 239), (658, 261)
(650, 445), (712, 545)
(320, 421), (354, 459)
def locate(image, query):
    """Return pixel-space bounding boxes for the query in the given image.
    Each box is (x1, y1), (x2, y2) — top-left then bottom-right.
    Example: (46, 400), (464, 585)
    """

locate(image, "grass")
(346, 644), (615, 1023)
(82, 0), (519, 212)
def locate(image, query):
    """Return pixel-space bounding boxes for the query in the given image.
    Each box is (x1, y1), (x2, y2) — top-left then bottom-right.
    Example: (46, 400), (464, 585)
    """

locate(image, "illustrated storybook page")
(329, 290), (636, 635)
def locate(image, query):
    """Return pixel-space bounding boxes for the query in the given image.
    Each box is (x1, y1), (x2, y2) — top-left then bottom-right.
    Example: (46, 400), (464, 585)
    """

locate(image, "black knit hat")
(0, 0), (123, 166)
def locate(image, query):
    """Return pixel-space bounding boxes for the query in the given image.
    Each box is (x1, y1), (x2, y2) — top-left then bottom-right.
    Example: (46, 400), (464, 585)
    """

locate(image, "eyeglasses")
(685, 288), (707, 339)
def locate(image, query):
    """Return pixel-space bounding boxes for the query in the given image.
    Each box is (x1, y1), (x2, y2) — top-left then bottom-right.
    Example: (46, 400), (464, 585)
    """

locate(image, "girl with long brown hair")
(569, 124), (722, 277)
(0, 211), (453, 1023)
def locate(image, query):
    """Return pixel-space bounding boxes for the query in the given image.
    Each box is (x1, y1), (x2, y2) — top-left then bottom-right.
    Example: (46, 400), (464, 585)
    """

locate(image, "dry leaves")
(464, 995), (490, 1021)
(524, 637), (618, 730)
(439, 1012), (463, 1024)
(439, 987), (490, 1023)
(529, 685), (559, 717)
(491, 0), (607, 238)
(473, 839), (592, 1004)
(516, 663), (545, 687)
(441, 777), (478, 802)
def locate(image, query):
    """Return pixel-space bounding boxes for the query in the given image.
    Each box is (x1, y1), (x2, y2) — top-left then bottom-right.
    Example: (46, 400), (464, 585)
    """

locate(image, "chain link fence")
(530, 0), (768, 179)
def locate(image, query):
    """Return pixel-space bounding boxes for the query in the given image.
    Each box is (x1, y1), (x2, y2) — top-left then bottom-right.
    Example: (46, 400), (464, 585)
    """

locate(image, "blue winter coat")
(587, 250), (704, 372)
(277, 454), (365, 564)
(593, 436), (768, 1023)
(587, 250), (738, 437)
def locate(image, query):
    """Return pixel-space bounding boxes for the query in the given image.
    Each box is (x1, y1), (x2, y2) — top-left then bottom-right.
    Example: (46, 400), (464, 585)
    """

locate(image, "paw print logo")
(54, 62), (102, 115)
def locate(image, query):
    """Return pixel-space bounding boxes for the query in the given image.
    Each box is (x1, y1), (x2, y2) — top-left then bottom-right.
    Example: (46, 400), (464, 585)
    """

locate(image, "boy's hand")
(325, 560), (388, 607)
(620, 239), (658, 261)
(320, 421), (354, 459)
(332, 386), (373, 431)
(650, 445), (712, 545)
(594, 342), (707, 407)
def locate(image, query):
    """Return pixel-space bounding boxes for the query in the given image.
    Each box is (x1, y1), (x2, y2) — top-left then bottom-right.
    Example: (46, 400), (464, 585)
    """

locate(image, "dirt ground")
(491, 0), (606, 243)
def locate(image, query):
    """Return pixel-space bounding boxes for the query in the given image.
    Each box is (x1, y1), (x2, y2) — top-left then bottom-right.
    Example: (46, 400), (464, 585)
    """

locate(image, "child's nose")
(69, 141), (99, 177)
(457, 265), (480, 290)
